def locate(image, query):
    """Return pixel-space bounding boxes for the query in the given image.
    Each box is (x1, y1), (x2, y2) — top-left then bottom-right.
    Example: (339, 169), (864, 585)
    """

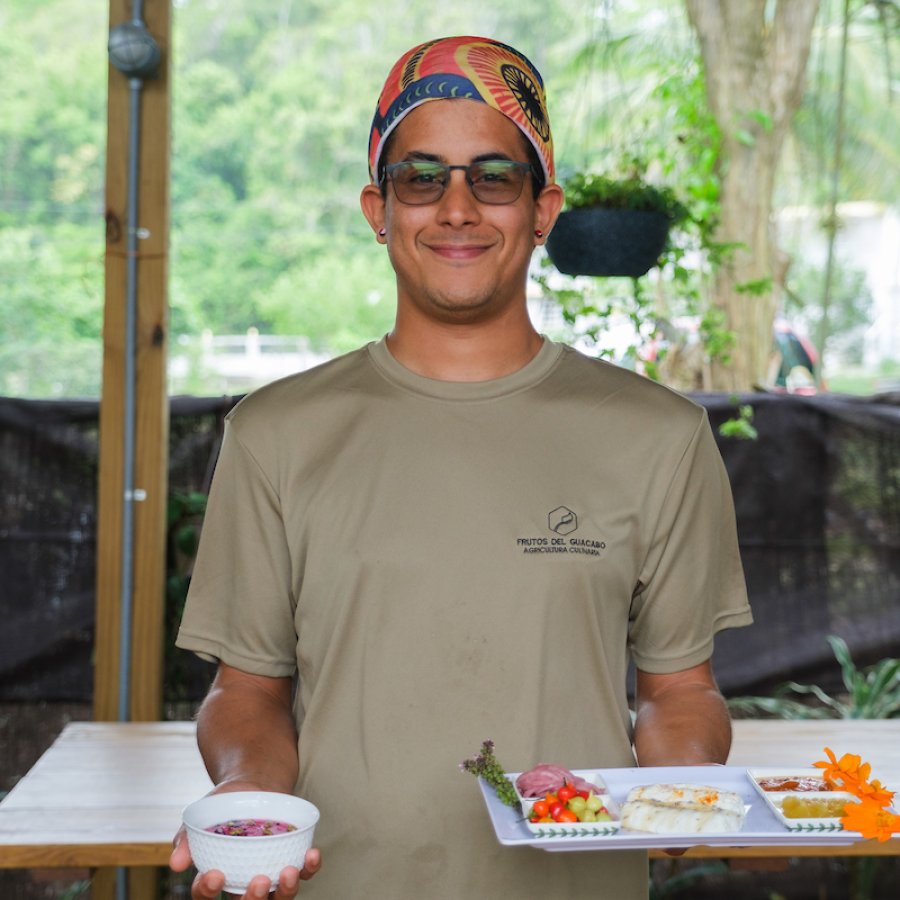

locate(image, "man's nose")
(437, 170), (481, 223)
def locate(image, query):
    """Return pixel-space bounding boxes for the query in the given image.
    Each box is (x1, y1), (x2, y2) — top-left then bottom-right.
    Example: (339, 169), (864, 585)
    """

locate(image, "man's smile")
(423, 237), (495, 261)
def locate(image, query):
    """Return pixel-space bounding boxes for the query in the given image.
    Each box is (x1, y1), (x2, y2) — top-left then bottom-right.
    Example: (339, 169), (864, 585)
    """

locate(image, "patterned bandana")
(368, 36), (555, 185)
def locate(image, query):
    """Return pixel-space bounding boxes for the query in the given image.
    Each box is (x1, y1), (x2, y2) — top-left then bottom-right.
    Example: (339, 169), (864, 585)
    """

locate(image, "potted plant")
(545, 171), (687, 278)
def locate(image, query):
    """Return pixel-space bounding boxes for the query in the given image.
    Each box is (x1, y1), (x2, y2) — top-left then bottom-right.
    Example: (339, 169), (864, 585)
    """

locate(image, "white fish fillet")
(620, 783), (745, 834)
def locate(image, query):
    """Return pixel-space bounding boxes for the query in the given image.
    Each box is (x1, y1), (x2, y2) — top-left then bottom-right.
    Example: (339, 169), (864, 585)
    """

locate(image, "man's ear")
(535, 183), (565, 237)
(360, 184), (386, 239)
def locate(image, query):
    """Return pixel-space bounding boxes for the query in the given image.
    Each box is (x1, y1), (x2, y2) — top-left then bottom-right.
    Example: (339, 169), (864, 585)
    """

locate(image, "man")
(170, 36), (752, 899)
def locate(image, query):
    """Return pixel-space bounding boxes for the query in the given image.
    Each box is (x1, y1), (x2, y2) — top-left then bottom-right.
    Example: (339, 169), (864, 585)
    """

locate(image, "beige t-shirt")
(177, 338), (751, 899)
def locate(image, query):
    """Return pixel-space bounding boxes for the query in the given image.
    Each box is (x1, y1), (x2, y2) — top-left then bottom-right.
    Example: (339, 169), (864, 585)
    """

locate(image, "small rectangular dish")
(747, 767), (856, 833)
(514, 769), (621, 836)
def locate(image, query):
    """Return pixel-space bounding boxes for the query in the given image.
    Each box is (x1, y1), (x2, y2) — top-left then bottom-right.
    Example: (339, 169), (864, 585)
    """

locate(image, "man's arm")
(196, 662), (300, 792)
(169, 662), (320, 899)
(633, 660), (732, 766)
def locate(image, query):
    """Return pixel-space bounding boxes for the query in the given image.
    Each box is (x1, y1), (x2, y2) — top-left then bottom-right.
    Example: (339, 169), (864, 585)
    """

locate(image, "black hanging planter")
(545, 207), (671, 278)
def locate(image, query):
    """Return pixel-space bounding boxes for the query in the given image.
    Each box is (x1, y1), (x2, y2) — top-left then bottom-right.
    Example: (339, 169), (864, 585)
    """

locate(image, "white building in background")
(169, 327), (332, 395)
(777, 202), (900, 368)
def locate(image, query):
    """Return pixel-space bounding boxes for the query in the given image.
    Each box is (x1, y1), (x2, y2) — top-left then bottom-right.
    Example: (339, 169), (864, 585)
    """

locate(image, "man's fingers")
(270, 850), (321, 898)
(193, 868), (226, 898)
(271, 868), (299, 899)
(169, 827), (192, 872)
(178, 845), (320, 898)
(299, 848), (322, 880)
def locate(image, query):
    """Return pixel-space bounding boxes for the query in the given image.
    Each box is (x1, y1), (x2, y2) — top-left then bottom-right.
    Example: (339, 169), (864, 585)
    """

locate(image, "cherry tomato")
(576, 790), (590, 799)
(557, 782), (577, 803)
(544, 792), (558, 805)
(548, 801), (565, 820)
(556, 809), (579, 823)
(532, 799), (550, 819)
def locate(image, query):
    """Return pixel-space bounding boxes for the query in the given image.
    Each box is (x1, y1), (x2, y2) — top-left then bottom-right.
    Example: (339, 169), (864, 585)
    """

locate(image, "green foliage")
(1, 0), (579, 396)
(0, 226), (103, 396)
(788, 0), (900, 206)
(541, 49), (732, 368)
(561, 172), (688, 222)
(258, 243), (395, 354)
(532, 263), (658, 369)
(2, 0), (898, 397)
(732, 110), (773, 148)
(649, 860), (730, 900)
(718, 399), (758, 441)
(0, 0), (107, 396)
(165, 490), (208, 700)
(0, 3), (106, 228)
(735, 277), (774, 297)
(728, 636), (900, 720)
(698, 307), (736, 365)
(57, 882), (90, 900)
(163, 0), (584, 375)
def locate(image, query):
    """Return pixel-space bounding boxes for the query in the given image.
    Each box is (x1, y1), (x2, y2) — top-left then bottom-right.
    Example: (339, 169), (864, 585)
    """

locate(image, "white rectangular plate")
(479, 766), (868, 851)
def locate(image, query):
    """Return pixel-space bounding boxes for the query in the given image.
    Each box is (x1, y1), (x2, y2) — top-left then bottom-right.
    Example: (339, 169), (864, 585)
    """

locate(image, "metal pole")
(108, 5), (157, 896)
(118, 71), (142, 726)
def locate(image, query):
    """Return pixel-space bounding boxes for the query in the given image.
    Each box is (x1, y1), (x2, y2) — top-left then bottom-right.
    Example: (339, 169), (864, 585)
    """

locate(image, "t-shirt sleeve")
(175, 415), (298, 677)
(628, 408), (753, 674)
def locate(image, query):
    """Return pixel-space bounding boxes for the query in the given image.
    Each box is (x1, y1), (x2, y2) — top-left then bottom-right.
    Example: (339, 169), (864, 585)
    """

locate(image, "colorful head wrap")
(368, 36), (554, 185)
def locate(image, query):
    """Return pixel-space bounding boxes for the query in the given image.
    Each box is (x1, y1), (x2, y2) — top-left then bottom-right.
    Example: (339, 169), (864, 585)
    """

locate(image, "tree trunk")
(684, 0), (820, 390)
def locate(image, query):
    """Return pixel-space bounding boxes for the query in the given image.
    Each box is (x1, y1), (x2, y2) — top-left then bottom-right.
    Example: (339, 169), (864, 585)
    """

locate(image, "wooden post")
(95, 0), (171, 722)
(95, 1), (171, 894)
(94, 0), (171, 721)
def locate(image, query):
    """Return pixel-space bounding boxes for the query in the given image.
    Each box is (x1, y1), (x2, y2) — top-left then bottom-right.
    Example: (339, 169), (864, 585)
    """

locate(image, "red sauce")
(756, 776), (832, 792)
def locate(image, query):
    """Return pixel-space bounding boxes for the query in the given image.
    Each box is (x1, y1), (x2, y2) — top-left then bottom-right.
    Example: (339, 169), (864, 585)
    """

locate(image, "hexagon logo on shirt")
(548, 506), (578, 536)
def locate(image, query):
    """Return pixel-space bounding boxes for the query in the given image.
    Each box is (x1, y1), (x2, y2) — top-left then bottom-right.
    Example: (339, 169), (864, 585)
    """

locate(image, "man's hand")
(169, 809), (321, 899)
(171, 664), (320, 896)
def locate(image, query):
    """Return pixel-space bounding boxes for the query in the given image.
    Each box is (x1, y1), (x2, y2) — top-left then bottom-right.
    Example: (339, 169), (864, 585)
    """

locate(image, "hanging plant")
(546, 172), (688, 278)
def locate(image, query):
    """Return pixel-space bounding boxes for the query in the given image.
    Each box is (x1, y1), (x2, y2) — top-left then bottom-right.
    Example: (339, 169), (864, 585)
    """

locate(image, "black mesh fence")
(1, 390), (898, 704)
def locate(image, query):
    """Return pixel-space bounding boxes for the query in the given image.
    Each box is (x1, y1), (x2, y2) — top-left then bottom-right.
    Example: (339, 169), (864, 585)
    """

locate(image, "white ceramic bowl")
(182, 791), (320, 894)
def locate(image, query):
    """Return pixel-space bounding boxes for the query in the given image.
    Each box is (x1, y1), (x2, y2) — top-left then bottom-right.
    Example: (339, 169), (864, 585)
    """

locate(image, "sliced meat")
(515, 763), (604, 798)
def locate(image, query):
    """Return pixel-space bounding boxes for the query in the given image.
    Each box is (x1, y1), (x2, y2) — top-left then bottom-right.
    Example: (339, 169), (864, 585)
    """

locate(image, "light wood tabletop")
(1, 718), (898, 869)
(727, 718), (900, 777)
(0, 721), (211, 868)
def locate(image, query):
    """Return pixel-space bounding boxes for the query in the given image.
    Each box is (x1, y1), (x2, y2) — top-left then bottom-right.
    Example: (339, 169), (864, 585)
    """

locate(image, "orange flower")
(813, 747), (900, 842)
(813, 747), (869, 792)
(840, 798), (900, 842)
(856, 777), (896, 808)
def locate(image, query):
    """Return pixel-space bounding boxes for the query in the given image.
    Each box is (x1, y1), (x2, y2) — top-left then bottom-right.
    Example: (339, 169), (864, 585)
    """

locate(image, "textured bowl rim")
(182, 790), (320, 836)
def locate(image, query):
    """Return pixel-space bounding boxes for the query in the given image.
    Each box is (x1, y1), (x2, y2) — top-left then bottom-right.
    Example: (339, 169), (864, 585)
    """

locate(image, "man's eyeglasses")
(381, 160), (534, 205)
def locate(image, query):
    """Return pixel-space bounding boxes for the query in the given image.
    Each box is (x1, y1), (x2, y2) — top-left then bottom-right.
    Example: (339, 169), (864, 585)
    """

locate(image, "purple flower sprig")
(460, 739), (518, 807)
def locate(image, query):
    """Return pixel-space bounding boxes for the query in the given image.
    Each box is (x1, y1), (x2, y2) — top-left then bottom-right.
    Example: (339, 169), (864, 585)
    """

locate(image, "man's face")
(361, 99), (562, 327)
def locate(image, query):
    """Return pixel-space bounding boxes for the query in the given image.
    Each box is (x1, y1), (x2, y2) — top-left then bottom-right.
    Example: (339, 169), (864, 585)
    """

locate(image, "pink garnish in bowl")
(205, 817), (298, 837)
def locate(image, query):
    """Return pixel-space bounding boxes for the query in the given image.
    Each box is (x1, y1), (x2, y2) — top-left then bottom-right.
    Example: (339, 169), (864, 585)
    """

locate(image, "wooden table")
(1, 719), (898, 880)
(0, 721), (211, 869)
(0, 721), (212, 900)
